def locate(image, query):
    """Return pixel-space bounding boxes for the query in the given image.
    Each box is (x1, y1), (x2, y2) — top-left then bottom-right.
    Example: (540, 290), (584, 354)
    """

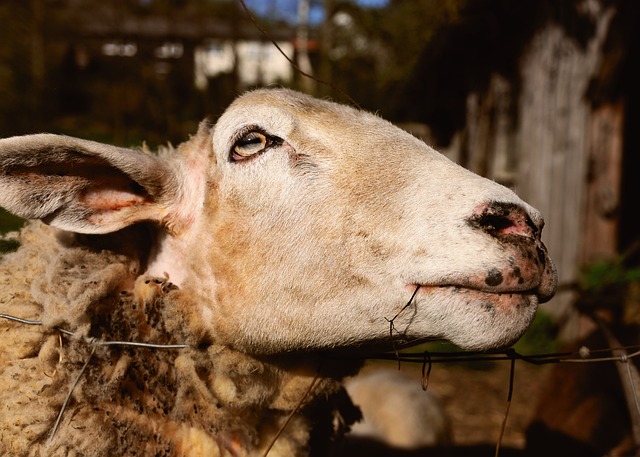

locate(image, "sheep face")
(0, 88), (557, 354)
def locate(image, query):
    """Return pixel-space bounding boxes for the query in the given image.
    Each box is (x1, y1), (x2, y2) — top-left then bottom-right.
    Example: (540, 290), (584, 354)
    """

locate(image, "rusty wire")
(47, 345), (95, 445)
(236, 0), (362, 109)
(6, 308), (640, 368)
(261, 368), (322, 457)
(0, 4), (631, 454)
(0, 313), (189, 349)
(0, 312), (189, 444)
(4, 310), (640, 457)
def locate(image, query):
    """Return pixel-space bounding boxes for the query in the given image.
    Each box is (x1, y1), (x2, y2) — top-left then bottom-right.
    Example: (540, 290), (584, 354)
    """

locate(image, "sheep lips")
(413, 234), (557, 306)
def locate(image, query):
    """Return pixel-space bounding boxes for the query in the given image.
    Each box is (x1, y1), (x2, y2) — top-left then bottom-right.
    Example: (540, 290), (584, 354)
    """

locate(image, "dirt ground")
(426, 362), (550, 448)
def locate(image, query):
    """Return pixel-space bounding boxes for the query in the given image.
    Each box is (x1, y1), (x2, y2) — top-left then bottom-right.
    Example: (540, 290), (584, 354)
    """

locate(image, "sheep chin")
(410, 286), (539, 351)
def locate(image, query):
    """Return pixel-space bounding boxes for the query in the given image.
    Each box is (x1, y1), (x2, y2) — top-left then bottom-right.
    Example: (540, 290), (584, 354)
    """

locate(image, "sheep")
(0, 88), (557, 456)
(344, 368), (452, 450)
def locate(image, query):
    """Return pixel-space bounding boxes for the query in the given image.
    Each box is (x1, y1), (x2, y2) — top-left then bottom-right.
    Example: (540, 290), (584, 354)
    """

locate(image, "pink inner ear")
(80, 188), (151, 211)
(73, 164), (154, 212)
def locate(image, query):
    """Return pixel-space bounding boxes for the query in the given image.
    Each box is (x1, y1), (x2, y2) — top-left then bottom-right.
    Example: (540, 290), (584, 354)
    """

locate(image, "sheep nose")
(468, 201), (540, 239)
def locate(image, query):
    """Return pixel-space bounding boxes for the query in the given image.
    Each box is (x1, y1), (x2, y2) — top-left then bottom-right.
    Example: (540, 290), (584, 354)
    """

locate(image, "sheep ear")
(0, 134), (178, 234)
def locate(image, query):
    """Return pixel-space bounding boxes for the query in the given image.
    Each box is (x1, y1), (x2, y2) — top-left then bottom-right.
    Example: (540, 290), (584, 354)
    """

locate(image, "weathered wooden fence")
(424, 2), (628, 338)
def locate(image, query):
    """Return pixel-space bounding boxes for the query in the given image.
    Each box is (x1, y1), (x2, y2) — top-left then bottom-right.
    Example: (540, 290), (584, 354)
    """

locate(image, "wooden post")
(581, 102), (624, 265)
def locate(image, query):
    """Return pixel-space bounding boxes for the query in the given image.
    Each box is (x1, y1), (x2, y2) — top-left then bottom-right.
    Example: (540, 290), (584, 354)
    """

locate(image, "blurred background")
(1, 0), (640, 455)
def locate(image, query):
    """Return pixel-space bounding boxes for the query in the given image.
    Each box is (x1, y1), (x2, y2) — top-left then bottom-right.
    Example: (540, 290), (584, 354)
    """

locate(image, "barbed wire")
(2, 310), (639, 456)
(340, 345), (640, 365)
(0, 313), (189, 349)
(6, 311), (639, 368)
(237, 0), (362, 109)
(0, 312), (190, 446)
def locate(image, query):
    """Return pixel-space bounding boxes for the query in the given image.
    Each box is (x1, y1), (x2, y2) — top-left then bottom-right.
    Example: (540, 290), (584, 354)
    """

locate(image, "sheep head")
(0, 88), (557, 354)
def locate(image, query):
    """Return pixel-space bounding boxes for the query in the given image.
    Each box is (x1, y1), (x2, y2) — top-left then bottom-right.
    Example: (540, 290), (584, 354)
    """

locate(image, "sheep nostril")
(478, 214), (515, 235)
(468, 202), (538, 239)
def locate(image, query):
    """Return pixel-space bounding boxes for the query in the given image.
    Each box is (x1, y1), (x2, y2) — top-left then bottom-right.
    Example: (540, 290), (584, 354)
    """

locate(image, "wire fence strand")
(3, 311), (640, 456)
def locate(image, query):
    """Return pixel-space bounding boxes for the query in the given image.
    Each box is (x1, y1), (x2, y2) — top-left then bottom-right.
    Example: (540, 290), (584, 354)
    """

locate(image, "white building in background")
(194, 39), (294, 90)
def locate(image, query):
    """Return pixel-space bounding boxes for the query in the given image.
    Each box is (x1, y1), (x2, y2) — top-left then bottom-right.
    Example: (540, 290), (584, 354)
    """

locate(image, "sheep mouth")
(414, 283), (536, 295)
(412, 274), (555, 304)
(411, 284), (541, 309)
(402, 284), (542, 350)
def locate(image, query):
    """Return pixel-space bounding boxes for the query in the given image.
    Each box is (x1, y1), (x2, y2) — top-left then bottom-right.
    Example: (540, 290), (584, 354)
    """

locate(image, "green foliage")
(393, 309), (558, 372)
(513, 311), (558, 355)
(580, 257), (640, 294)
(0, 209), (24, 235)
(328, 0), (465, 114)
(362, 0), (462, 82)
(0, 239), (20, 255)
(575, 249), (640, 324)
(0, 0), (466, 141)
(0, 209), (23, 254)
(0, 2), (35, 136)
(0, 0), (250, 143)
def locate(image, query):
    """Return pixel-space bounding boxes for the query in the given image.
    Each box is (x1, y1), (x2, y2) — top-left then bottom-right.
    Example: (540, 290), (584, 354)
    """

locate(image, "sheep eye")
(232, 131), (267, 160)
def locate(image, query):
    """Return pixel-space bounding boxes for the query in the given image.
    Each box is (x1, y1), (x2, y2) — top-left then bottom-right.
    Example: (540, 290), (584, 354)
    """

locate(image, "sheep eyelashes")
(0, 88), (557, 456)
